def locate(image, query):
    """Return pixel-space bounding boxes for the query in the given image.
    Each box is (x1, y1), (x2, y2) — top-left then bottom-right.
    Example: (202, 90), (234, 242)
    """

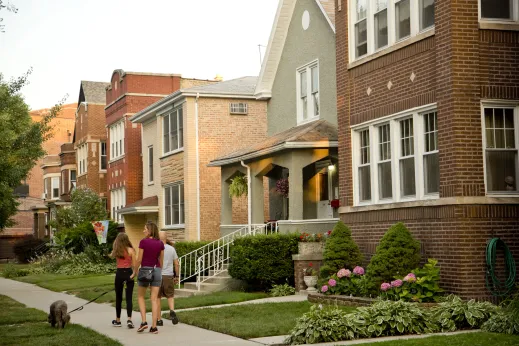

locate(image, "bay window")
(51, 177), (60, 199)
(297, 61), (320, 124)
(353, 106), (440, 205)
(164, 183), (184, 227)
(482, 104), (518, 194)
(163, 107), (183, 155)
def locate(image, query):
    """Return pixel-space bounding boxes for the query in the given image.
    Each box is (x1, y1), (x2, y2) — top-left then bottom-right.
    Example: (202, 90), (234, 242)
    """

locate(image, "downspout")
(195, 93), (201, 240)
(240, 160), (251, 233)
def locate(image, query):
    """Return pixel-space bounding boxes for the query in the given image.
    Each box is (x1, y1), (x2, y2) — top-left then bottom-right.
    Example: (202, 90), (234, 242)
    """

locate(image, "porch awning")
(118, 196), (159, 215)
(208, 119), (338, 167)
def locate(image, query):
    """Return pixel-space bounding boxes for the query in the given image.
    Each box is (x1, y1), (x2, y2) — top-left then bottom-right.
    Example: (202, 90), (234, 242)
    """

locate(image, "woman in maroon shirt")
(135, 222), (164, 334)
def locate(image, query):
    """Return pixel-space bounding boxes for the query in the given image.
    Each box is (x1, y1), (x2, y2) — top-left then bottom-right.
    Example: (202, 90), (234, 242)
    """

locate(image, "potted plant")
(297, 231), (328, 255)
(228, 175), (248, 198)
(303, 262), (318, 292)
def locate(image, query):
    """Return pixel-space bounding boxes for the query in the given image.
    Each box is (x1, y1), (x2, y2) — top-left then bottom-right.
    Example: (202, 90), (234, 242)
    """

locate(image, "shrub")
(285, 305), (362, 345)
(367, 223), (421, 285)
(228, 233), (298, 290)
(270, 283), (295, 297)
(319, 221), (363, 279)
(174, 240), (211, 258)
(54, 221), (118, 253)
(321, 267), (377, 297)
(431, 295), (497, 332)
(380, 259), (443, 302)
(482, 293), (519, 334)
(1, 264), (29, 278)
(13, 236), (48, 263)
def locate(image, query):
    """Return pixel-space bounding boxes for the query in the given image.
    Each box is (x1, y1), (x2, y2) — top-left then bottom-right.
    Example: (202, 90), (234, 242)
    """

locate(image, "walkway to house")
(0, 277), (263, 346)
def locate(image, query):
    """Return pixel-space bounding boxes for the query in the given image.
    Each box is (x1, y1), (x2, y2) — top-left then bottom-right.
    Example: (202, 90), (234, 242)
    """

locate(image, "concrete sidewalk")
(0, 277), (260, 346)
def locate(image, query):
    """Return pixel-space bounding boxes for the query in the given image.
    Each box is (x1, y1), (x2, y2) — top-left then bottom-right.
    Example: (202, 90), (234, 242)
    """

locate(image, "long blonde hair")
(146, 222), (160, 240)
(112, 232), (133, 259)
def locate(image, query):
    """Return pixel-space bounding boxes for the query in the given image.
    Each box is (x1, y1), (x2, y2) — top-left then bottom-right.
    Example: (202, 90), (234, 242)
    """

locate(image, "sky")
(0, 0), (279, 110)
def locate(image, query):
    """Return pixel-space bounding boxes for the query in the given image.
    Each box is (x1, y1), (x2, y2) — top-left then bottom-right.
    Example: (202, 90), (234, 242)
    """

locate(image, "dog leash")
(68, 288), (114, 315)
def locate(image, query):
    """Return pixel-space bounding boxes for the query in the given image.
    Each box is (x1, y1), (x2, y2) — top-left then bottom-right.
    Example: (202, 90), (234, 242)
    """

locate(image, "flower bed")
(308, 292), (438, 308)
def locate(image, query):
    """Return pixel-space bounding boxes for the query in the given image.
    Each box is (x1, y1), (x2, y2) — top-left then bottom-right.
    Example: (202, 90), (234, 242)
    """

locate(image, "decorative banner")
(92, 220), (110, 244)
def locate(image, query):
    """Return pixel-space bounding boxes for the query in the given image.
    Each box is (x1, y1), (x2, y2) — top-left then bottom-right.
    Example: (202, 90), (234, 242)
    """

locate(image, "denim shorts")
(138, 267), (162, 287)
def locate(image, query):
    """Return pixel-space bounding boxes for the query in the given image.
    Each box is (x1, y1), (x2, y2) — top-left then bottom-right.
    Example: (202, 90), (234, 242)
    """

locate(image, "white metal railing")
(177, 222), (279, 290)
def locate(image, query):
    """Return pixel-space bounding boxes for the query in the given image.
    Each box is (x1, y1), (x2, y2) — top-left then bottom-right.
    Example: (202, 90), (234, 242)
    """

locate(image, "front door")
(317, 169), (333, 219)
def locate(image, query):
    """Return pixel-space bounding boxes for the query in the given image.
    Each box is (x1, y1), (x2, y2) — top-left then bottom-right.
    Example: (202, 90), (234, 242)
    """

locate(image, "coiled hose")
(485, 238), (517, 297)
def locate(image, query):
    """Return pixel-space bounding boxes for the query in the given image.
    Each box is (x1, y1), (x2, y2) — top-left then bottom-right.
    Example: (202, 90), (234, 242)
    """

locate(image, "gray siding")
(268, 0), (337, 136)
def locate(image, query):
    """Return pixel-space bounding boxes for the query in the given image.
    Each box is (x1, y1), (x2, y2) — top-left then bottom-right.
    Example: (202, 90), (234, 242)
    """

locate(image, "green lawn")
(0, 295), (121, 346)
(358, 332), (519, 346)
(170, 301), (356, 339)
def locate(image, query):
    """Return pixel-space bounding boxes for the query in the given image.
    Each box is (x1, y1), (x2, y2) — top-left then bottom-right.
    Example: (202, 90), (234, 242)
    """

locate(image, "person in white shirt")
(156, 231), (180, 326)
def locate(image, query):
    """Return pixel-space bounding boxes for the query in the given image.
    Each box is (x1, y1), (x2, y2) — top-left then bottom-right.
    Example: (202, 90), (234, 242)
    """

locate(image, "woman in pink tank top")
(110, 233), (136, 328)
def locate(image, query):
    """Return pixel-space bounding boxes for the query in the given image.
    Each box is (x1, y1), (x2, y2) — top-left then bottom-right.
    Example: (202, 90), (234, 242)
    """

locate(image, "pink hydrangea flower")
(337, 269), (351, 278)
(403, 273), (417, 283)
(380, 283), (391, 291)
(353, 266), (365, 275)
(391, 279), (403, 288)
(321, 285), (329, 293)
(328, 279), (337, 287)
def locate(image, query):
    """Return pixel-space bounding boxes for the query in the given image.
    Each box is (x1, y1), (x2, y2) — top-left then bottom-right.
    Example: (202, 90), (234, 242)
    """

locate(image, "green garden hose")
(485, 238), (517, 297)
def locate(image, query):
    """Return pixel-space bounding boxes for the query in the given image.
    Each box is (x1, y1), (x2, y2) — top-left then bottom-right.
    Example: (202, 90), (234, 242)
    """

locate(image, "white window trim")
(100, 141), (107, 172)
(162, 107), (184, 156)
(348, 0), (435, 63)
(77, 143), (88, 176)
(163, 183), (185, 228)
(296, 59), (320, 125)
(352, 104), (439, 206)
(480, 100), (519, 197)
(51, 177), (60, 200)
(148, 145), (154, 185)
(109, 120), (125, 161)
(111, 187), (126, 223)
(478, 0), (519, 25)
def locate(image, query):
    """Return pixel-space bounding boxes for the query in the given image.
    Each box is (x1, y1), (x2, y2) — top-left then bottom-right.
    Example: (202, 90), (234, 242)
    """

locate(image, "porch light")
(328, 164), (335, 171)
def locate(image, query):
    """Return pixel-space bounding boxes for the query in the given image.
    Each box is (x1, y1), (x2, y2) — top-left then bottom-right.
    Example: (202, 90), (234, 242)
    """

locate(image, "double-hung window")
(480, 0), (516, 21)
(100, 141), (107, 170)
(109, 120), (125, 160)
(350, 0), (435, 61)
(353, 106), (440, 205)
(78, 143), (87, 175)
(51, 177), (60, 199)
(70, 170), (77, 189)
(163, 107), (184, 155)
(164, 183), (184, 227)
(111, 187), (126, 223)
(297, 61), (319, 124)
(482, 104), (518, 194)
(148, 146), (154, 184)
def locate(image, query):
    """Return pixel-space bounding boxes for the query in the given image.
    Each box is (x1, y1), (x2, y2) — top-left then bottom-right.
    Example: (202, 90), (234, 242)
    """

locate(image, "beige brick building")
(128, 77), (268, 244)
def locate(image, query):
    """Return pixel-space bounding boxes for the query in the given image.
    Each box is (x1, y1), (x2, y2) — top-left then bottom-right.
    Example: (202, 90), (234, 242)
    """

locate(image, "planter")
(303, 275), (318, 292)
(298, 242), (325, 255)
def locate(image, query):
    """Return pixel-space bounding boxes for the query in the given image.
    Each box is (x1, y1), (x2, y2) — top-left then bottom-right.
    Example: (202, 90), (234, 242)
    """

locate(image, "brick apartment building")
(336, 0), (519, 299)
(105, 69), (215, 230)
(74, 81), (110, 203)
(0, 104), (75, 259)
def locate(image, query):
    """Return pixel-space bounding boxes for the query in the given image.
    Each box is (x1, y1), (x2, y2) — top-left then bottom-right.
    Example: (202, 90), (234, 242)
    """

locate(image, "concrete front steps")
(175, 264), (244, 297)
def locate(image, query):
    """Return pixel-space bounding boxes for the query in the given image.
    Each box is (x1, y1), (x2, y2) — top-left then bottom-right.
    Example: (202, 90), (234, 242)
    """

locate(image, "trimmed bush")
(319, 221), (363, 279)
(53, 221), (118, 253)
(175, 240), (211, 258)
(367, 222), (421, 285)
(228, 233), (298, 290)
(13, 236), (48, 263)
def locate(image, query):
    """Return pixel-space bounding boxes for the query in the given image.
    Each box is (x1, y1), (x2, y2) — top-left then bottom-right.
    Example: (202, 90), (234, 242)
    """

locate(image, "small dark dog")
(48, 300), (71, 328)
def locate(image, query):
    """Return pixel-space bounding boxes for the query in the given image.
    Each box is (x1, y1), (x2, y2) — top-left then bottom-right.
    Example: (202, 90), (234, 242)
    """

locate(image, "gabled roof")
(209, 119), (338, 166)
(78, 81), (110, 104)
(254, 0), (335, 99)
(130, 76), (258, 124)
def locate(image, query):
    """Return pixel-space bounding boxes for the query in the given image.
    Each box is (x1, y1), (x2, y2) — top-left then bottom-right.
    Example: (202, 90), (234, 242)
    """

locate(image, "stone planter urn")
(298, 242), (325, 255)
(303, 275), (318, 292)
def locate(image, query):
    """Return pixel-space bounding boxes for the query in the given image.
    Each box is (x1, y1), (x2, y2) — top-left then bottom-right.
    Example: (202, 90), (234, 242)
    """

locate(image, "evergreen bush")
(319, 221), (363, 279)
(367, 222), (421, 285)
(228, 233), (298, 290)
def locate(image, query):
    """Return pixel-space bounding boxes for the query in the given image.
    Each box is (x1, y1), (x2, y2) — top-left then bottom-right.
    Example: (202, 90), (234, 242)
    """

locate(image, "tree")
(319, 221), (363, 278)
(50, 187), (108, 231)
(0, 70), (64, 230)
(366, 222), (421, 285)
(0, 0), (18, 33)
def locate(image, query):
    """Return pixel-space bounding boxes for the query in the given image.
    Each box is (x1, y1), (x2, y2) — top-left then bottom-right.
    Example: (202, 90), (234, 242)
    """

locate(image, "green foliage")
(285, 305), (361, 345)
(228, 175), (247, 198)
(482, 293), (519, 334)
(13, 235), (48, 263)
(1, 264), (29, 278)
(50, 188), (108, 231)
(270, 283), (295, 297)
(174, 240), (211, 258)
(319, 221), (363, 279)
(321, 271), (376, 297)
(0, 70), (65, 230)
(367, 223), (421, 285)
(228, 233), (298, 290)
(431, 295), (497, 332)
(381, 259), (443, 303)
(54, 221), (118, 253)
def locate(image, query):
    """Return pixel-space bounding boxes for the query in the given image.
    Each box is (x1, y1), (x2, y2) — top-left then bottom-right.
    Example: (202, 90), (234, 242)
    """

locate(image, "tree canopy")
(0, 71), (63, 230)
